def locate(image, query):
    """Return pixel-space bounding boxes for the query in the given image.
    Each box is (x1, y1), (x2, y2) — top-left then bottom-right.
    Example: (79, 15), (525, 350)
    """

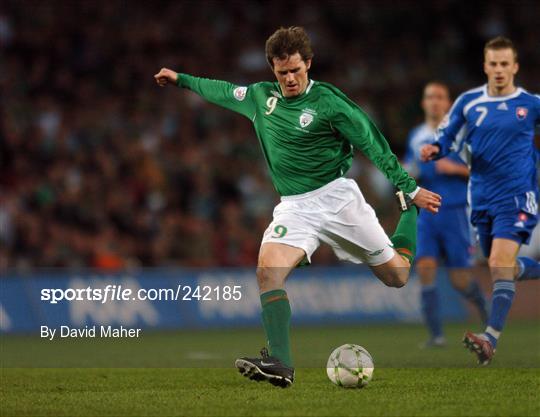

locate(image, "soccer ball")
(326, 344), (374, 388)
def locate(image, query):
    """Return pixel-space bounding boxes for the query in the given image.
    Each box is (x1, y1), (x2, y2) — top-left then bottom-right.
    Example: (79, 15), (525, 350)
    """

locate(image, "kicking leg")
(390, 199), (418, 265)
(370, 200), (418, 287)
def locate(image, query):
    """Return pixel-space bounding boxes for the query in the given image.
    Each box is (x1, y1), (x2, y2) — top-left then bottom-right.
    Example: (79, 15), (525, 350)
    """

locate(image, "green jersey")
(177, 74), (417, 196)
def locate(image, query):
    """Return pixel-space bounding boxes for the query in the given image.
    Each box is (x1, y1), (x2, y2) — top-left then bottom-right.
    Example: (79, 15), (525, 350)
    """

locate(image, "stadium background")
(1, 2), (540, 416)
(1, 0), (539, 270)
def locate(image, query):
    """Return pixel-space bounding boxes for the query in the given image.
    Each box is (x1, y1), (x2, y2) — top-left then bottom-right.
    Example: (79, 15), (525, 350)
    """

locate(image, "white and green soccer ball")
(326, 344), (374, 388)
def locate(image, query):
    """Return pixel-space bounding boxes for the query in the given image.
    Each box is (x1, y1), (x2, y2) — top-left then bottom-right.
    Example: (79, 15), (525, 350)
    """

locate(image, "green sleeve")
(177, 73), (256, 120)
(330, 96), (417, 194)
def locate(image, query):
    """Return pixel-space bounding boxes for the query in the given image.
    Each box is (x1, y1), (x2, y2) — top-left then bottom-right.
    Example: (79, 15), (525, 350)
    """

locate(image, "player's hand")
(420, 144), (440, 161)
(154, 68), (178, 87)
(412, 187), (442, 214)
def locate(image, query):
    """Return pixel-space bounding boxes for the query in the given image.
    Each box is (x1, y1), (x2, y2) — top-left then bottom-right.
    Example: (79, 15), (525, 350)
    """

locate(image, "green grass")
(2, 321), (540, 416)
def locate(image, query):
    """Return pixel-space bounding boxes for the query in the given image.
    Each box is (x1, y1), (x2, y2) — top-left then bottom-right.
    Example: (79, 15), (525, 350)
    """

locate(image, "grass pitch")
(2, 321), (539, 416)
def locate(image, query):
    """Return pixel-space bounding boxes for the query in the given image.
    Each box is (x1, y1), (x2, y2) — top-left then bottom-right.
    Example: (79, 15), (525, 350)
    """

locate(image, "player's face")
(484, 48), (519, 93)
(272, 53), (311, 97)
(421, 84), (450, 122)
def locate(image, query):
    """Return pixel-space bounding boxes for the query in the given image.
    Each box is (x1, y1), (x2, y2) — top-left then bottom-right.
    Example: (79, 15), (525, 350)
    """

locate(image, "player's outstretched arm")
(412, 187), (442, 214)
(154, 68), (256, 119)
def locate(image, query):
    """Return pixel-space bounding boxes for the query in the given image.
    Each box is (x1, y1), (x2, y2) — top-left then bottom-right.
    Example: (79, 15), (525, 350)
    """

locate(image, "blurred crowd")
(1, 0), (539, 269)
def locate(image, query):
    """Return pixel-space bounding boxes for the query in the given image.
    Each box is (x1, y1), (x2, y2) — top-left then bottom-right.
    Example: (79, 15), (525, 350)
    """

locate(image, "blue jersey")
(405, 123), (468, 207)
(435, 85), (539, 210)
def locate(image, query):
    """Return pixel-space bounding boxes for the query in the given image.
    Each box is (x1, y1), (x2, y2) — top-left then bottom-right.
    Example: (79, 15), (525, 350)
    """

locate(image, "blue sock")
(457, 281), (488, 324)
(484, 280), (516, 348)
(516, 257), (540, 281)
(421, 285), (442, 339)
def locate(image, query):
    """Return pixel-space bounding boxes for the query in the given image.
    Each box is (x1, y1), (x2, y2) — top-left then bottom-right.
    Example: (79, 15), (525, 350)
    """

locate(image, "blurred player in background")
(156, 26), (441, 386)
(405, 82), (487, 348)
(422, 37), (540, 365)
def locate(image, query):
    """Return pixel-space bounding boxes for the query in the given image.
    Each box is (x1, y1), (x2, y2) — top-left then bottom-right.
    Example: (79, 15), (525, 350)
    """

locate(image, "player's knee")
(256, 267), (271, 288)
(391, 274), (409, 288)
(488, 254), (515, 269)
(256, 266), (284, 290)
(372, 258), (410, 288)
(488, 253), (518, 280)
(383, 270), (409, 288)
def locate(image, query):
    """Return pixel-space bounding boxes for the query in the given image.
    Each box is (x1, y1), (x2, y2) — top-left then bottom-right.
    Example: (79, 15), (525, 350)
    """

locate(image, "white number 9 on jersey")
(265, 97), (278, 115)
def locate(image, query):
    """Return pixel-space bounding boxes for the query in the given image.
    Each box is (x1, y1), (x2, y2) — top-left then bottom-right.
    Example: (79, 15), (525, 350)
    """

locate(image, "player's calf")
(390, 191), (418, 268)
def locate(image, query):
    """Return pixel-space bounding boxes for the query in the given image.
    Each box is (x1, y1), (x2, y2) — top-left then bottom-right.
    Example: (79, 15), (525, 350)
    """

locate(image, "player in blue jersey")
(421, 37), (540, 365)
(405, 82), (488, 348)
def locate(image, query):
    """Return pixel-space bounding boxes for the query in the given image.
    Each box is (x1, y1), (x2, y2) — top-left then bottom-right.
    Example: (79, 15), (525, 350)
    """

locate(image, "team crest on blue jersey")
(516, 107), (528, 120)
(299, 112), (314, 128)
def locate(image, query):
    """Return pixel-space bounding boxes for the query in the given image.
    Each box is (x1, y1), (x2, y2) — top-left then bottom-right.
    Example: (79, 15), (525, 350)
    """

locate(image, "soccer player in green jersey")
(155, 27), (441, 387)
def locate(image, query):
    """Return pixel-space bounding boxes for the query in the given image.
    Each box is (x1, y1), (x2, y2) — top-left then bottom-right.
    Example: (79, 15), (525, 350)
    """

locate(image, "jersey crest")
(516, 107), (528, 120)
(233, 86), (247, 101)
(299, 112), (314, 128)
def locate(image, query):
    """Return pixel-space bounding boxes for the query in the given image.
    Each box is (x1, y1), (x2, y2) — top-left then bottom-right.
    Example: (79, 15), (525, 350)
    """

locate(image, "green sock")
(390, 208), (417, 264)
(260, 289), (293, 367)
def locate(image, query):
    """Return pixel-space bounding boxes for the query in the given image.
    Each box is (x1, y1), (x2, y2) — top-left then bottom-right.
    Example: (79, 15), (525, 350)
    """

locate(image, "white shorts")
(261, 177), (395, 266)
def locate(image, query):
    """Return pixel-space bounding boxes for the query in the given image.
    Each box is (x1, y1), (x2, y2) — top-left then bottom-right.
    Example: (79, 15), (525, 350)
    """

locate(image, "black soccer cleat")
(235, 347), (295, 388)
(396, 190), (419, 213)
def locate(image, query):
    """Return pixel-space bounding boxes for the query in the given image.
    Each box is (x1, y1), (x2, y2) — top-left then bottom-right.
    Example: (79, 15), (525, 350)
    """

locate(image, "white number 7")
(475, 106), (488, 126)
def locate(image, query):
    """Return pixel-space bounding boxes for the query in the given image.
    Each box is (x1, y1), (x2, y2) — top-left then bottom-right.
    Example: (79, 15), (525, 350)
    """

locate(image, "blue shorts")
(417, 205), (472, 268)
(471, 192), (538, 258)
